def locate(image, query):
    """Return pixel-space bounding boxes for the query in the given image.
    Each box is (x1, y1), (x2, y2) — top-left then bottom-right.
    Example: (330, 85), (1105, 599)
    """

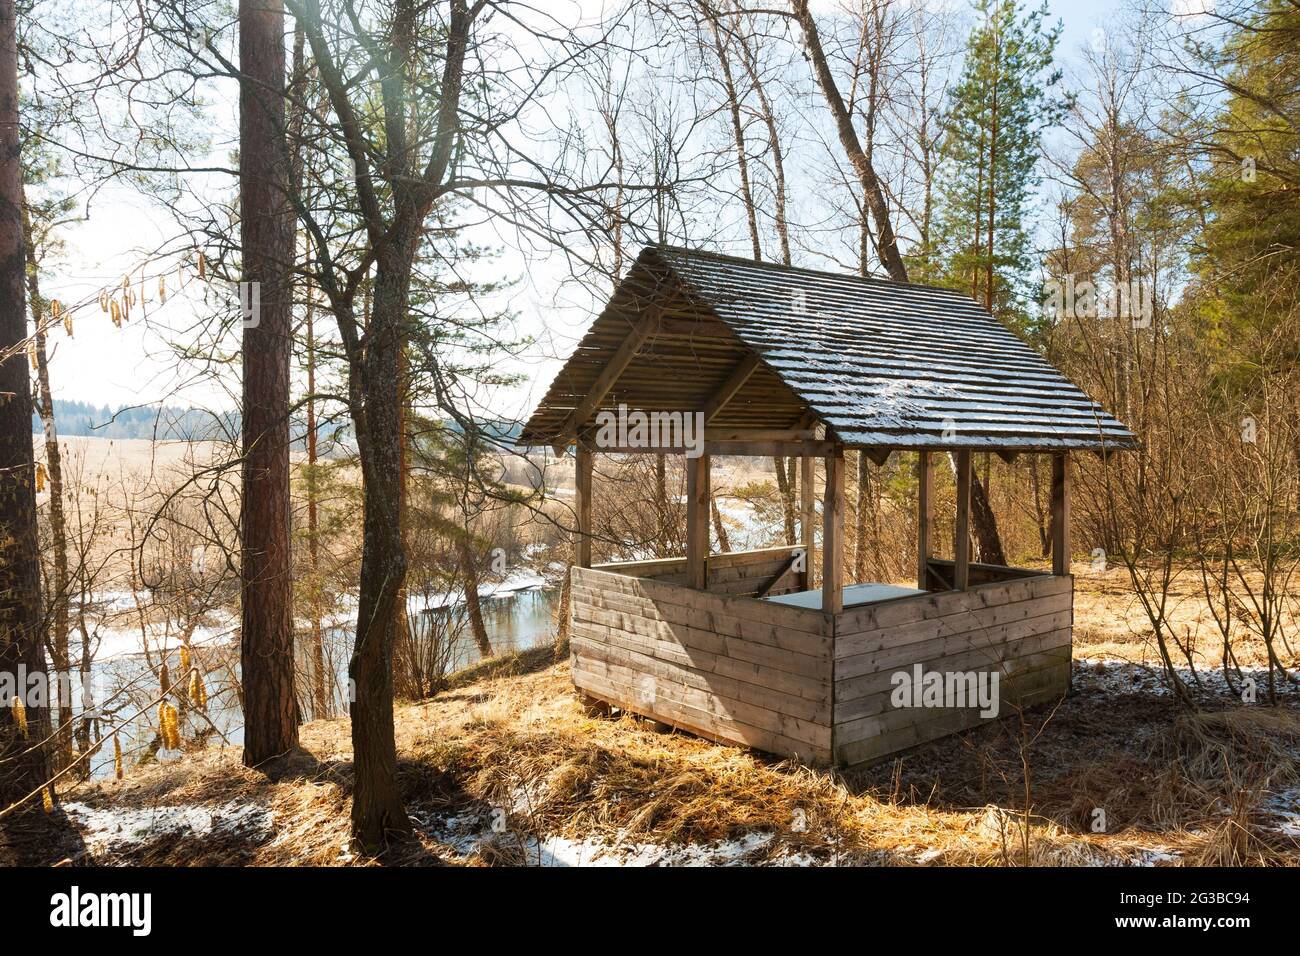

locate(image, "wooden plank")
(704, 439), (835, 458)
(800, 454), (815, 590)
(835, 589), (1074, 667)
(833, 659), (1071, 765)
(834, 647), (1072, 745)
(822, 447), (845, 614)
(953, 448), (971, 590)
(570, 605), (829, 680)
(571, 622), (830, 702)
(835, 605), (1073, 683)
(554, 312), (658, 442)
(833, 629), (1072, 721)
(756, 553), (801, 598)
(573, 651), (831, 748)
(572, 584), (832, 657)
(916, 450), (932, 590)
(575, 566), (832, 636)
(701, 353), (763, 422)
(573, 637), (831, 722)
(593, 555), (685, 578)
(685, 453), (710, 589)
(1051, 452), (1070, 576)
(925, 558), (1043, 585)
(708, 545), (802, 570)
(572, 666), (832, 764)
(575, 444), (593, 568)
(834, 571), (1070, 636)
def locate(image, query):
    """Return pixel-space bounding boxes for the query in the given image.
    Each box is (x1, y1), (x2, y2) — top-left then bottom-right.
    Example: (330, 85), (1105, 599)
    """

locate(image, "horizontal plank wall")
(922, 558), (1043, 591)
(593, 545), (804, 598)
(571, 564), (833, 764)
(831, 573), (1073, 766)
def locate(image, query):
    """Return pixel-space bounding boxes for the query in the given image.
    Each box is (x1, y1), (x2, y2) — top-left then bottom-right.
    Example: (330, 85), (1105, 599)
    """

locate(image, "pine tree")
(932, 0), (1067, 329)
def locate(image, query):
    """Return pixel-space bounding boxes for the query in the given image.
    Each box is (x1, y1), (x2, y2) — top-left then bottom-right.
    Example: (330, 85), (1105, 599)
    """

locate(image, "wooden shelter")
(522, 245), (1137, 766)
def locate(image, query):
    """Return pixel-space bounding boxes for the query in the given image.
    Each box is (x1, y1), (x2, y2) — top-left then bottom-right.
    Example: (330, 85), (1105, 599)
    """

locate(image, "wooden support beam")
(584, 439), (834, 458)
(822, 447), (845, 614)
(953, 449), (972, 590)
(704, 427), (815, 442)
(705, 439), (835, 458)
(685, 453), (711, 589)
(575, 445), (593, 568)
(1051, 452), (1070, 576)
(655, 317), (734, 338)
(701, 353), (762, 423)
(916, 450), (932, 590)
(554, 313), (657, 443)
(800, 454), (816, 591)
(756, 551), (802, 599)
(862, 446), (892, 467)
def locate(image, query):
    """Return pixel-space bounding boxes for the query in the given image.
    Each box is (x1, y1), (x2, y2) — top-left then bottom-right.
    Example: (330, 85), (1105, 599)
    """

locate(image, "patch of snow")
(411, 808), (821, 867)
(63, 800), (274, 852)
(1073, 656), (1295, 705)
(1259, 789), (1300, 837)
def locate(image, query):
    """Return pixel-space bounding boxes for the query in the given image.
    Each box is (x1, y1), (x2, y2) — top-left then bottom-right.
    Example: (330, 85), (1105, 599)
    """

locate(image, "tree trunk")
(349, 255), (413, 851)
(791, 0), (908, 281)
(287, 24), (328, 721)
(854, 451), (869, 582)
(775, 457), (797, 545)
(458, 534), (492, 659)
(972, 488), (1005, 564)
(239, 0), (299, 767)
(20, 191), (72, 774)
(653, 454), (668, 553)
(304, 291), (329, 718)
(0, 0), (52, 808)
(710, 496), (731, 553)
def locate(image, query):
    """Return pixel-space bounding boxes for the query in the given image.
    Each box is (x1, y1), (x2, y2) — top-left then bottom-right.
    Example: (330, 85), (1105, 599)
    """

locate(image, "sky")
(34, 0), (1140, 425)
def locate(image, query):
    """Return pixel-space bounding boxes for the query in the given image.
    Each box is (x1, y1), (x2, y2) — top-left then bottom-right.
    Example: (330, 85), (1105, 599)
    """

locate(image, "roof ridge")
(646, 243), (978, 302)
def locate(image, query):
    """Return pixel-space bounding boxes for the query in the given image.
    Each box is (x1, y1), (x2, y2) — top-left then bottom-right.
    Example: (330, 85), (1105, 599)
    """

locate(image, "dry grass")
(1069, 562), (1297, 668)
(42, 640), (1300, 867)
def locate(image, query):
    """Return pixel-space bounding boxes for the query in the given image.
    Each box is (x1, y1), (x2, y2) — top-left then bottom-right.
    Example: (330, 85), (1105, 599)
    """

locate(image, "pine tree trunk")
(964, 456), (1007, 566)
(239, 0), (299, 766)
(305, 293), (328, 718)
(20, 191), (72, 774)
(458, 535), (492, 659)
(0, 0), (52, 807)
(349, 255), (413, 851)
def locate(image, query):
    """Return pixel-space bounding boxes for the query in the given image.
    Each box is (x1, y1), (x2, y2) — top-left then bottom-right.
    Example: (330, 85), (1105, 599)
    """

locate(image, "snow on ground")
(1259, 790), (1300, 837)
(1073, 655), (1295, 703)
(62, 801), (275, 853)
(409, 808), (827, 866)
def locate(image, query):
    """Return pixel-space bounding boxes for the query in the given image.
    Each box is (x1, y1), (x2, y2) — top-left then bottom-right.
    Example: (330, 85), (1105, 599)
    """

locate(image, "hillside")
(33, 571), (1300, 867)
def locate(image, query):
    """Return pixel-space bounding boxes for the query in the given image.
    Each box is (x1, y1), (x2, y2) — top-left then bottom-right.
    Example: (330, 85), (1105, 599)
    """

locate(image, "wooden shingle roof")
(521, 245), (1137, 452)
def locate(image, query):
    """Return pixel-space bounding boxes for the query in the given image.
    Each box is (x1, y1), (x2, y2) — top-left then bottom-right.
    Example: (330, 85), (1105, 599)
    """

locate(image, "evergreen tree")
(932, 0), (1067, 330)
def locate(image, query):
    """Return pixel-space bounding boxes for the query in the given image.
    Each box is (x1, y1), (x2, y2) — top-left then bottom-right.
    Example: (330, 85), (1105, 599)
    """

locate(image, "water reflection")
(73, 586), (558, 780)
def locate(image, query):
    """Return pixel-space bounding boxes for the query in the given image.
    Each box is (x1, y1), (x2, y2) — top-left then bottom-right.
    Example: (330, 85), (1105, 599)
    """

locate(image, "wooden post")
(575, 445), (593, 568)
(953, 449), (971, 590)
(822, 447), (844, 614)
(800, 454), (815, 590)
(916, 450), (932, 590)
(686, 453), (711, 589)
(1051, 452), (1070, 576)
